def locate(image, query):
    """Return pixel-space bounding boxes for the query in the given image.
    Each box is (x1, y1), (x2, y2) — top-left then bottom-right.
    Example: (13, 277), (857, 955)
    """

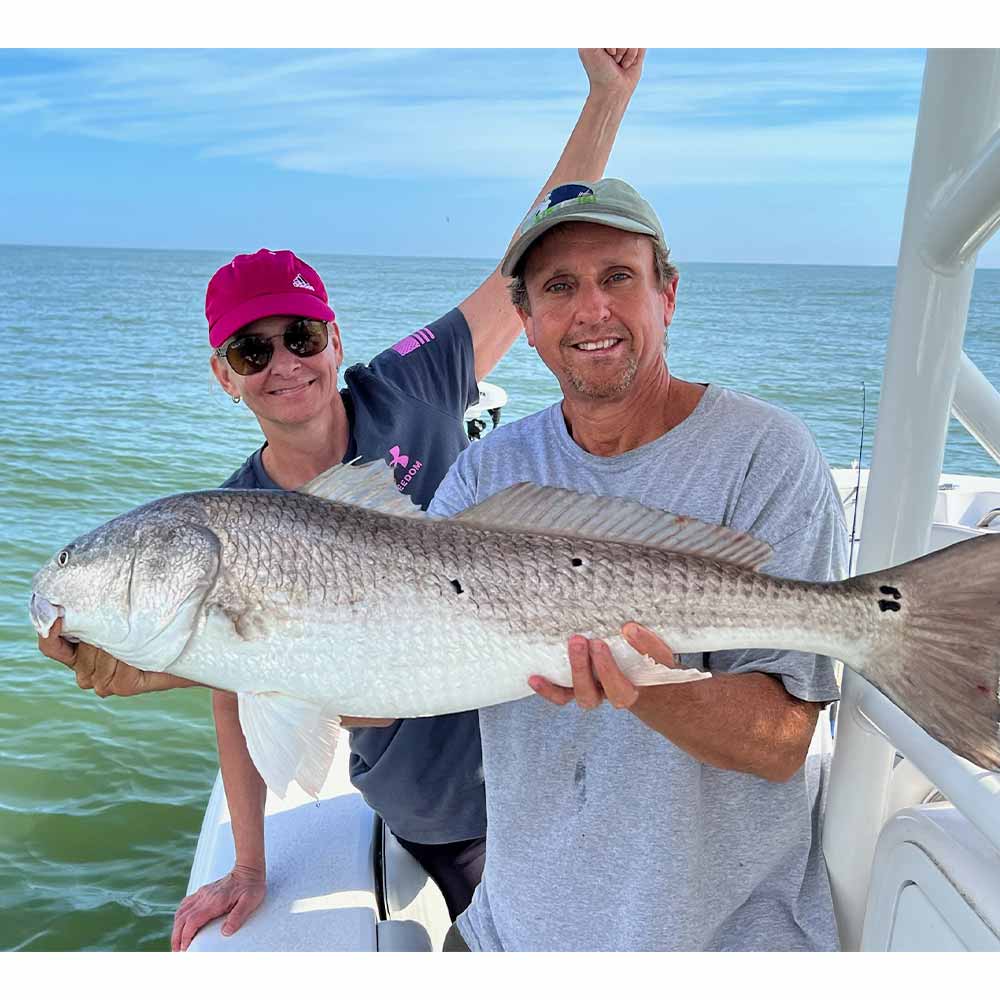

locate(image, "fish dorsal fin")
(453, 483), (773, 570)
(298, 458), (426, 519)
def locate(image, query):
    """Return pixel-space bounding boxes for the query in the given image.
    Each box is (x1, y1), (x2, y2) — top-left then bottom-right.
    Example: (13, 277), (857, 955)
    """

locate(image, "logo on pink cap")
(205, 249), (335, 348)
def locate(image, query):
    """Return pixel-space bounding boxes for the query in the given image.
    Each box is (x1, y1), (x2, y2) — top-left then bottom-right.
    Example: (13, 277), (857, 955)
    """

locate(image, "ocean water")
(1, 244), (998, 951)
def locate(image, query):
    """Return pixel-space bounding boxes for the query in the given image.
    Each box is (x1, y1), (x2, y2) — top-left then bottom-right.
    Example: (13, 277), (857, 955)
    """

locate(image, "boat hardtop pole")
(823, 48), (1000, 951)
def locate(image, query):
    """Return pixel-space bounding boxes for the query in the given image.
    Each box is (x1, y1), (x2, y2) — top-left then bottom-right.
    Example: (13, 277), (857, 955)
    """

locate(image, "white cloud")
(0, 96), (51, 116)
(1, 48), (925, 186)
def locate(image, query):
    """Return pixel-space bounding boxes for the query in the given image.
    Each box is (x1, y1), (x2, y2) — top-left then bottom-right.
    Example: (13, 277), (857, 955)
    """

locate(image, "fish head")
(31, 502), (221, 670)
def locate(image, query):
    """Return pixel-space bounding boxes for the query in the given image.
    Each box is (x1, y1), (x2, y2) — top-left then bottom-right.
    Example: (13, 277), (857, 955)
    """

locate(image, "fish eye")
(57, 550), (70, 567)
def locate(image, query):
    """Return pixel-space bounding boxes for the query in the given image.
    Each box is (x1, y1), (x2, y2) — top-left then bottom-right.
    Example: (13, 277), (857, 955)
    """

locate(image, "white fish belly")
(171, 601), (574, 717)
(658, 622), (859, 664)
(168, 591), (858, 718)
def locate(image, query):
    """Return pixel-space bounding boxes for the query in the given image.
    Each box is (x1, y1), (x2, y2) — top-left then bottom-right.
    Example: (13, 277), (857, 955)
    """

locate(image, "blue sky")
(2, 47), (995, 267)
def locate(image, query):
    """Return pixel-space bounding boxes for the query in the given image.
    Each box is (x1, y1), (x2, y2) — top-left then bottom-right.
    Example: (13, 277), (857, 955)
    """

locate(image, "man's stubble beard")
(564, 354), (639, 400)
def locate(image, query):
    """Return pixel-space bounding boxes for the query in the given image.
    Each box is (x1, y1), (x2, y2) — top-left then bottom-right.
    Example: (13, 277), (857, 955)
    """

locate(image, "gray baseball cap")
(500, 178), (668, 278)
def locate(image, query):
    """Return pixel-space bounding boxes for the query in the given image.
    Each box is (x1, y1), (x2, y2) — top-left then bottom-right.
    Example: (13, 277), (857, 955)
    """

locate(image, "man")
(37, 49), (646, 950)
(428, 178), (848, 951)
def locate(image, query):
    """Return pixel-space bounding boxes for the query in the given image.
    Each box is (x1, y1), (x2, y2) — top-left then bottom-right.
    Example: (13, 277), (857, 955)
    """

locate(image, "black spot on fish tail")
(571, 557), (584, 567)
(880, 585), (902, 600)
(450, 579), (464, 595)
(878, 599), (901, 613)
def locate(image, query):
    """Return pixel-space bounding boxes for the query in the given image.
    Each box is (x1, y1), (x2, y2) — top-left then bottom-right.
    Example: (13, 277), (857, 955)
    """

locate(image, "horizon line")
(0, 239), (956, 271)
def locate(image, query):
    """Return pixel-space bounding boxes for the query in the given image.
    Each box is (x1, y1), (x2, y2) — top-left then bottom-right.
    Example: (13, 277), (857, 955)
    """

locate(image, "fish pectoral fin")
(606, 636), (713, 687)
(237, 692), (342, 799)
(232, 610), (272, 642)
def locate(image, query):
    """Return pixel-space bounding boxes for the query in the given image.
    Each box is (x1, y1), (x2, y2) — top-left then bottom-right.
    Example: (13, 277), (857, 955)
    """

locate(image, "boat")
(186, 47), (1000, 951)
(463, 380), (509, 441)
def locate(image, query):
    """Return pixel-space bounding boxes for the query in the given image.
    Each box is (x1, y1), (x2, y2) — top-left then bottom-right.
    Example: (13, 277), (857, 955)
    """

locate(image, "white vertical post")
(823, 50), (1000, 951)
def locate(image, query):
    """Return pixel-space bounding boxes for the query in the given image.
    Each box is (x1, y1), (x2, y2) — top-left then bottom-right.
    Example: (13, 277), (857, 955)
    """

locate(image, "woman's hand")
(171, 865), (267, 951)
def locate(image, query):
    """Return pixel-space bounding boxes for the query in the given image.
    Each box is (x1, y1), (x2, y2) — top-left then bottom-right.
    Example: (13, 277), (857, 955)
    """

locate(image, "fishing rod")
(848, 381), (866, 577)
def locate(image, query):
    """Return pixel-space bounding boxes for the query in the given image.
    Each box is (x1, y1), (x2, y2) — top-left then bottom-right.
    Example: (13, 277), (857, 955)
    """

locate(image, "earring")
(232, 395), (241, 404)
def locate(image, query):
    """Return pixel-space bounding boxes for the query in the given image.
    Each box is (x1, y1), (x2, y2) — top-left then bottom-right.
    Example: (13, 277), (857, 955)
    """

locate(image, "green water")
(1, 244), (998, 950)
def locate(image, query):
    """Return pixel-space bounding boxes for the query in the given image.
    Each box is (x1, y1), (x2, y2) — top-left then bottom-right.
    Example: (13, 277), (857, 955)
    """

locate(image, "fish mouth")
(30, 593), (63, 639)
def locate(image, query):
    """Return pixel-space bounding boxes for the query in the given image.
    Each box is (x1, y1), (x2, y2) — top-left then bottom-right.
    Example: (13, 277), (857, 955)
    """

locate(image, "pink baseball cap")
(205, 248), (336, 348)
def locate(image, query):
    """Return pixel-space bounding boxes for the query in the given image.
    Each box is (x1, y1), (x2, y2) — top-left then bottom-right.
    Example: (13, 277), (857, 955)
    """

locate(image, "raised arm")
(461, 48), (646, 381)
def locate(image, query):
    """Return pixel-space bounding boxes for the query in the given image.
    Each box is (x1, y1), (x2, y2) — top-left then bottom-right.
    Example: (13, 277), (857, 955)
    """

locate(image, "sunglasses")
(216, 318), (330, 376)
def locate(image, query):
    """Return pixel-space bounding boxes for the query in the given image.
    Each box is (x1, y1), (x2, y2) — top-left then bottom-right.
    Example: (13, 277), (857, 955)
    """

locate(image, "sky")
(2, 45), (998, 268)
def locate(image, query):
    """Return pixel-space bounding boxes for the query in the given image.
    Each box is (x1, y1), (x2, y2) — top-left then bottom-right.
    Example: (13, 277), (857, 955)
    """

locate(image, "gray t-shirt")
(428, 384), (848, 950)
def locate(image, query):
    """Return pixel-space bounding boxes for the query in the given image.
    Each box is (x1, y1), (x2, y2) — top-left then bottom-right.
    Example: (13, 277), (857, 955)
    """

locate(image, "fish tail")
(864, 531), (1000, 770)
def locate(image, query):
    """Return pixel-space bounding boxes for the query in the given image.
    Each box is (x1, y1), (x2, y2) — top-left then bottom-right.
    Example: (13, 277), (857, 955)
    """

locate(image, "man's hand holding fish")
(530, 623), (820, 782)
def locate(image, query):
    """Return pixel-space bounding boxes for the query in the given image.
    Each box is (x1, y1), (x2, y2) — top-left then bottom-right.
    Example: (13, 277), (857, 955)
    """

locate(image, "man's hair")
(508, 233), (679, 315)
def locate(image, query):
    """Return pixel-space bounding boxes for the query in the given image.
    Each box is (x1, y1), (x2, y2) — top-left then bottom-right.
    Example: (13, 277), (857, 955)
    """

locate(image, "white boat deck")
(186, 736), (450, 952)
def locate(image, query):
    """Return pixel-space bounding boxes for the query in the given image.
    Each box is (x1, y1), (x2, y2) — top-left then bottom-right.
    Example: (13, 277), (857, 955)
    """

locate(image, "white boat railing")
(823, 48), (1000, 951)
(922, 123), (1000, 272)
(853, 676), (1000, 850)
(953, 352), (1000, 464)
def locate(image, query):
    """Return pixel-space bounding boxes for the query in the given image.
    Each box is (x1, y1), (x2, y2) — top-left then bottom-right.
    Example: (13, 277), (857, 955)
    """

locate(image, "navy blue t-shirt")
(221, 308), (486, 843)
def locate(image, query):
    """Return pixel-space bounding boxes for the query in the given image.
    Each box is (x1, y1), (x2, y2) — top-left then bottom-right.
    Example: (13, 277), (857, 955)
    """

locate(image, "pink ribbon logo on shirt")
(390, 447), (424, 493)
